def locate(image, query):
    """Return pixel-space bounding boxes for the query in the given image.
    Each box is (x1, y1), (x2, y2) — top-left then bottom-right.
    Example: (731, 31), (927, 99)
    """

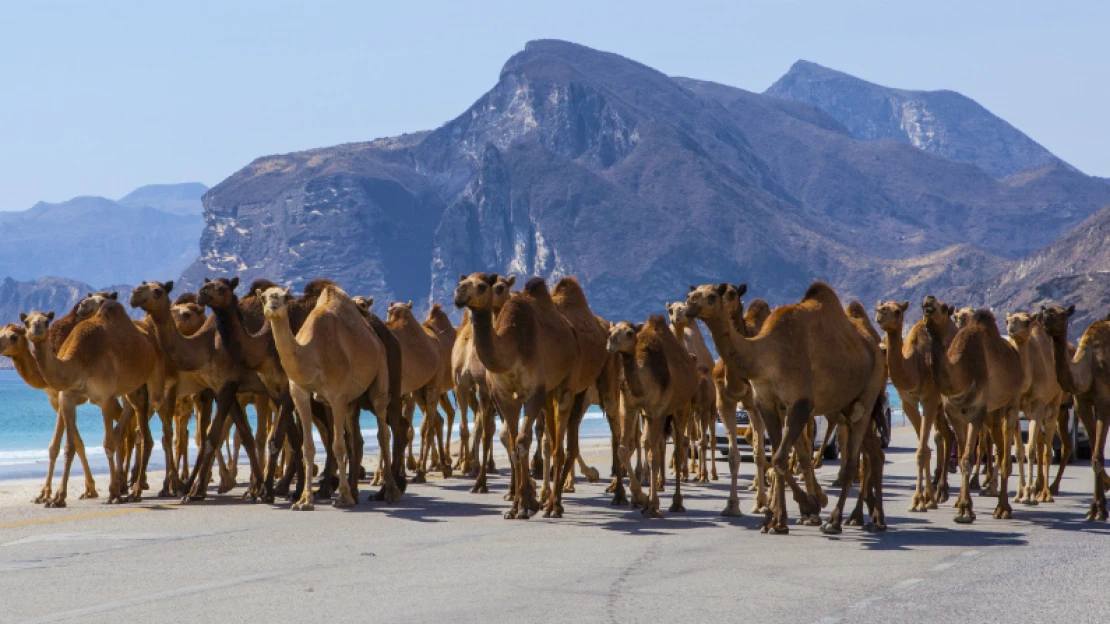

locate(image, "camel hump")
(247, 279), (280, 296)
(523, 277), (550, 298)
(303, 278), (338, 302)
(646, 314), (668, 329)
(173, 292), (199, 305)
(636, 321), (670, 391)
(552, 276), (588, 306)
(802, 281), (842, 306)
(97, 300), (131, 322)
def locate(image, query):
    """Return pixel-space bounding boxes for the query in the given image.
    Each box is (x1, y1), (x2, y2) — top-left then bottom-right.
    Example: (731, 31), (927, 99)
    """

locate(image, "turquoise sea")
(0, 369), (614, 480)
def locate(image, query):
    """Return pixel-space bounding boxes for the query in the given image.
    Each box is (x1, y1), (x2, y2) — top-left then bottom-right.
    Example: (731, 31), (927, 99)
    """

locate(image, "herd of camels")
(1, 271), (1108, 535)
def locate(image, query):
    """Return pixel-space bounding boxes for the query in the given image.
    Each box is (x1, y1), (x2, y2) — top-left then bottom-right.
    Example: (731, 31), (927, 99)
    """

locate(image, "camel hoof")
(721, 500), (742, 517)
(332, 497), (356, 509)
(821, 522), (842, 535)
(746, 483), (758, 492)
(954, 512), (976, 524)
(411, 473), (427, 484)
(1048, 483), (1061, 496)
(502, 492), (513, 501)
(611, 492), (628, 507)
(803, 515), (823, 526)
(968, 476), (980, 490)
(669, 502), (686, 513)
(518, 508), (532, 520)
(562, 483), (576, 494)
(470, 484), (489, 494)
(292, 502), (315, 511)
(641, 507), (664, 519)
(441, 466), (453, 479)
(864, 522), (886, 533)
(770, 524), (789, 535)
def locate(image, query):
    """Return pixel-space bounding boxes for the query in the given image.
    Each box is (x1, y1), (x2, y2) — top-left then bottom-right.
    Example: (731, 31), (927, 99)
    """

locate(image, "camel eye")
(477, 284), (487, 293)
(708, 294), (717, 303)
(154, 289), (163, 297)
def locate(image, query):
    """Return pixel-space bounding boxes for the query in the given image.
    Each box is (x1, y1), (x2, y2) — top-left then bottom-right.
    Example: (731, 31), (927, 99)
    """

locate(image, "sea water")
(0, 369), (613, 481)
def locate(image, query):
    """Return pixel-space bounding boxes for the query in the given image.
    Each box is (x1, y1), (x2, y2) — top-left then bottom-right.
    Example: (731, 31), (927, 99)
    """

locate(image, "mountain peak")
(117, 182), (208, 215)
(765, 61), (1060, 178)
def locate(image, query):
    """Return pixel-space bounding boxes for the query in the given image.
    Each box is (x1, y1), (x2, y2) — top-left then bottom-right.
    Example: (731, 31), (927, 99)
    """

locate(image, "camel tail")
(872, 393), (889, 443)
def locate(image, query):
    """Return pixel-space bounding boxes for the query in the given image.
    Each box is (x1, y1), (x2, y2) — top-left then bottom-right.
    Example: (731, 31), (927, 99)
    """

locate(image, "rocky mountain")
(0, 194), (203, 287)
(117, 182), (208, 216)
(765, 60), (1063, 179)
(181, 40), (1110, 326)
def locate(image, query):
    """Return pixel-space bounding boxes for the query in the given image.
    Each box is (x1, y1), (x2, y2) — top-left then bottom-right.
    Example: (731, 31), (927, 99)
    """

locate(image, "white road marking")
(14, 565), (320, 624)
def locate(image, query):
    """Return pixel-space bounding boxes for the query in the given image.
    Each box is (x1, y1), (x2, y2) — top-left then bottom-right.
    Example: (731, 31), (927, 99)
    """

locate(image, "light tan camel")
(1006, 312), (1065, 505)
(451, 275), (515, 487)
(422, 304), (458, 472)
(688, 282), (885, 534)
(1039, 304), (1110, 521)
(168, 295), (208, 482)
(667, 301), (718, 483)
(0, 323), (97, 502)
(387, 300), (450, 483)
(607, 317), (698, 517)
(875, 299), (959, 511)
(22, 300), (165, 505)
(922, 298), (1023, 523)
(260, 285), (396, 509)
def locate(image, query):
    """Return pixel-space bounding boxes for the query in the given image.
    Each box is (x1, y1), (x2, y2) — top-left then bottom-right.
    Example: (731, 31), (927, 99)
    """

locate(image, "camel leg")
(47, 393), (83, 508)
(1038, 411), (1059, 502)
(36, 407), (65, 504)
(492, 393), (524, 516)
(183, 382), (237, 502)
(757, 400), (793, 534)
(253, 397), (272, 480)
(101, 398), (127, 505)
(920, 396), (939, 509)
(156, 386), (180, 497)
(670, 408), (690, 513)
(793, 423), (827, 526)
(288, 385), (317, 511)
(696, 409), (710, 483)
(412, 401), (431, 484)
(403, 396), (418, 472)
(902, 399), (927, 512)
(540, 404), (555, 507)
(532, 416), (546, 480)
(513, 391), (544, 519)
(469, 392), (496, 494)
(1087, 399), (1110, 521)
(955, 413), (983, 524)
(432, 403), (451, 477)
(1015, 416), (1032, 504)
(713, 395), (743, 516)
(440, 394), (456, 472)
(641, 416), (665, 518)
(260, 390), (293, 502)
(327, 400), (355, 508)
(455, 391), (471, 473)
(1050, 403), (1071, 496)
(822, 405), (869, 535)
(129, 391), (154, 502)
(992, 411), (1014, 519)
(813, 421), (836, 470)
(605, 405), (624, 494)
(546, 391), (582, 519)
(933, 407), (954, 502)
(369, 390), (407, 501)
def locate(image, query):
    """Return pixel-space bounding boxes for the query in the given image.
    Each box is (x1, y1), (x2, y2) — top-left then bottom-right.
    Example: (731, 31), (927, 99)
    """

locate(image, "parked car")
(1017, 399), (1092, 462)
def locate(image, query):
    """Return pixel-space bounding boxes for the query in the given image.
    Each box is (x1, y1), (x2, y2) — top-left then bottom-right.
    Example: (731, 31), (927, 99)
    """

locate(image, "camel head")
(387, 300), (415, 324)
(454, 273), (497, 311)
(607, 321), (639, 354)
(874, 300), (910, 333)
(0, 323), (28, 356)
(1038, 304), (1074, 340)
(1005, 312), (1037, 344)
(197, 277), (240, 310)
(666, 302), (689, 327)
(19, 311), (55, 343)
(352, 296), (374, 316)
(953, 307), (974, 329)
(921, 295), (955, 330)
(259, 286), (294, 319)
(171, 301), (206, 335)
(685, 283), (733, 321)
(75, 291), (119, 319)
(129, 281), (174, 313)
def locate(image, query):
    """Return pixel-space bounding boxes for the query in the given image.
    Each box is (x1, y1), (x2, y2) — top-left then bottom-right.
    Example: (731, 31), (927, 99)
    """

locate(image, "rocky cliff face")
(179, 40), (1110, 326)
(765, 60), (1062, 179)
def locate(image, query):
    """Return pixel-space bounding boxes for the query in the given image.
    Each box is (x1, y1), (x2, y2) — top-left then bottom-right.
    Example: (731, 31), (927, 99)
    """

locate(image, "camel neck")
(882, 328), (917, 392)
(700, 312), (762, 381)
(925, 323), (960, 397)
(469, 307), (514, 374)
(150, 305), (211, 372)
(211, 302), (271, 370)
(9, 343), (48, 389)
(30, 338), (74, 391)
(1049, 332), (1087, 395)
(618, 351), (646, 399)
(267, 311), (308, 385)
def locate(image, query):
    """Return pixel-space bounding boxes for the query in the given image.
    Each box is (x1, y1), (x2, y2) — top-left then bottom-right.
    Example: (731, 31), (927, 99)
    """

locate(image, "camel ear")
(634, 323), (644, 332)
(735, 283), (748, 297)
(689, 285), (696, 292)
(47, 312), (55, 321)
(164, 281), (174, 295)
(666, 303), (673, 312)
(204, 277), (211, 283)
(505, 275), (516, 287)
(109, 292), (118, 300)
(487, 273), (500, 285)
(942, 304), (951, 315)
(19, 313), (26, 323)
(229, 277), (240, 290)
(406, 300), (413, 308)
(716, 283), (729, 296)
(11, 325), (24, 336)
(1066, 305), (1075, 317)
(87, 292), (93, 298)
(459, 274), (467, 283)
(899, 301), (909, 311)
(366, 296), (374, 308)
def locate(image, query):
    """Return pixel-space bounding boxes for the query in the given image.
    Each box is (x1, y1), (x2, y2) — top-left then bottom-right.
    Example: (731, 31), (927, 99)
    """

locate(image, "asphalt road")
(0, 426), (1106, 624)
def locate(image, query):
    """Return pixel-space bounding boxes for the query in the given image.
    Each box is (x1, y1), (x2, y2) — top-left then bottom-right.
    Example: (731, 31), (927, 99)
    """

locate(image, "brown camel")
(607, 317), (698, 517)
(687, 282), (885, 534)
(0, 323), (98, 502)
(421, 304), (458, 472)
(129, 279), (269, 502)
(22, 300), (165, 506)
(454, 274), (598, 519)
(875, 299), (959, 511)
(1006, 312), (1065, 505)
(452, 275), (515, 491)
(260, 285), (396, 509)
(387, 300), (450, 483)
(922, 298), (1023, 523)
(667, 301), (718, 483)
(1039, 304), (1110, 520)
(168, 294), (208, 482)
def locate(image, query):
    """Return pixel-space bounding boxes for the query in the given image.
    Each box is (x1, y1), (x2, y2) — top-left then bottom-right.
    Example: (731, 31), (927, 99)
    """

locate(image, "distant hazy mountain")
(0, 193), (202, 287)
(180, 40), (1110, 324)
(117, 182), (208, 215)
(765, 60), (1063, 178)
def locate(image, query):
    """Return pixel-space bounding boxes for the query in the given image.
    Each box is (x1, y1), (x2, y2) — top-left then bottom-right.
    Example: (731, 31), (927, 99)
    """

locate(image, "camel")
(953, 307), (974, 329)
(0, 323), (98, 502)
(1006, 312), (1066, 505)
(421, 304), (458, 472)
(921, 298), (1024, 523)
(259, 285), (396, 509)
(452, 275), (515, 491)
(875, 299), (959, 511)
(386, 300), (451, 483)
(666, 301), (718, 483)
(454, 273), (602, 519)
(687, 282), (886, 534)
(1039, 304), (1110, 521)
(21, 299), (165, 506)
(168, 294), (208, 482)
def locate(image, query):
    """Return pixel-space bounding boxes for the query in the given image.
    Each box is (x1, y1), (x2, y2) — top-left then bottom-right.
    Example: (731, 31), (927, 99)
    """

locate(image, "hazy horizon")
(2, 1), (1106, 211)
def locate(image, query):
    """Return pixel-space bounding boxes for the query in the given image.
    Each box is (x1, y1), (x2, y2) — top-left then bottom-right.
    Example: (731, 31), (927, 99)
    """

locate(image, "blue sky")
(1, 0), (1105, 210)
